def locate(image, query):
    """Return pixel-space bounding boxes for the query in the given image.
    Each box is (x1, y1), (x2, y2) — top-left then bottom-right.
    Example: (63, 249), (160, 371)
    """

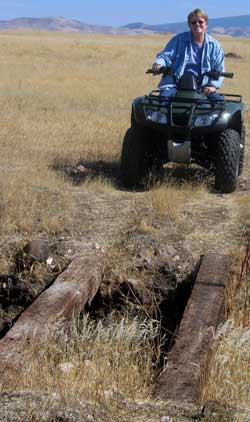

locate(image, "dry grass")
(233, 195), (250, 238)
(146, 178), (208, 220)
(82, 176), (116, 193)
(1, 315), (161, 412)
(0, 31), (249, 236)
(202, 244), (250, 419)
(0, 170), (74, 235)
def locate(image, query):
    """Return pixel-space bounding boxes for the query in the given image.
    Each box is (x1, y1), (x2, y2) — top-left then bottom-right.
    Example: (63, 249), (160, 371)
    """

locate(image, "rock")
(137, 247), (155, 269)
(157, 245), (177, 260)
(23, 239), (50, 262)
(46, 257), (54, 267)
(76, 164), (88, 173)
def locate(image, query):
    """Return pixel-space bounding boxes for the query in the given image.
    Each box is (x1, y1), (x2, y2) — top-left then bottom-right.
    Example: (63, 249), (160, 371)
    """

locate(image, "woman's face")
(189, 14), (207, 36)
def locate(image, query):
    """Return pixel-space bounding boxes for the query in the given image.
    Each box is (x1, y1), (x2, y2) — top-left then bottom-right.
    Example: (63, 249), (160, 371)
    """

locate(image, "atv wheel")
(215, 129), (240, 194)
(239, 124), (245, 176)
(120, 125), (157, 188)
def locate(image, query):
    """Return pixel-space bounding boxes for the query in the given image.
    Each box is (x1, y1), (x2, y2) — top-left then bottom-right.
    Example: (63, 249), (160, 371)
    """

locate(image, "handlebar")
(146, 66), (173, 76)
(204, 70), (234, 79)
(146, 66), (234, 79)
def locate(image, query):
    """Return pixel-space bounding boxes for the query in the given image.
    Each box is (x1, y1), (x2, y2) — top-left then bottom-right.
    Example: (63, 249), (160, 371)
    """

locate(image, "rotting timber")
(155, 253), (231, 403)
(0, 252), (104, 374)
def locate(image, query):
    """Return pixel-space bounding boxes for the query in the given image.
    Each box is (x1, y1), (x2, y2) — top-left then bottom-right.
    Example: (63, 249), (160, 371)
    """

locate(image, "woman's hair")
(188, 8), (208, 24)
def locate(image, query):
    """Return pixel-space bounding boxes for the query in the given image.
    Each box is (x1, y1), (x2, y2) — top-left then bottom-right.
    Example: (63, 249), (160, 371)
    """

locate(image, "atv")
(120, 67), (245, 193)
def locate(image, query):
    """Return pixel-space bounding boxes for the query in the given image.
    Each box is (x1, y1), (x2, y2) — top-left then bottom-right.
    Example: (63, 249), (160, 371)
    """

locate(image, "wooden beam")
(0, 253), (104, 374)
(155, 253), (231, 403)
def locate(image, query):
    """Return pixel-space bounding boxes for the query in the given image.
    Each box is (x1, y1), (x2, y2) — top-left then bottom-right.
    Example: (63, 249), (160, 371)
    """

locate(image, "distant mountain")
(0, 17), (131, 34)
(0, 15), (250, 37)
(122, 15), (250, 37)
(0, 17), (113, 33)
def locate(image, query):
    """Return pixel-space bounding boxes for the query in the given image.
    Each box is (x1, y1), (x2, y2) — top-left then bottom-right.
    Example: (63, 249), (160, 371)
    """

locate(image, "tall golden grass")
(0, 30), (249, 237)
(202, 243), (250, 419)
(1, 315), (161, 417)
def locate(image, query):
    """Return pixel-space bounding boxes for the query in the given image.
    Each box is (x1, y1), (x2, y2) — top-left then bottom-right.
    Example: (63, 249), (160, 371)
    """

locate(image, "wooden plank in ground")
(155, 253), (230, 403)
(0, 252), (104, 374)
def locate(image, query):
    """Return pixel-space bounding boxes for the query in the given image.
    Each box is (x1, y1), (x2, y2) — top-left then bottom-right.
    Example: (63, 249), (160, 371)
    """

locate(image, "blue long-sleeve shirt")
(155, 31), (225, 89)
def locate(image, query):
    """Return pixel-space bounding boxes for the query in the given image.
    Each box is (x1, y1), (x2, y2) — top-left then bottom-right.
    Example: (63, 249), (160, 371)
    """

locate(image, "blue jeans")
(159, 85), (177, 97)
(207, 91), (224, 100)
(160, 86), (224, 100)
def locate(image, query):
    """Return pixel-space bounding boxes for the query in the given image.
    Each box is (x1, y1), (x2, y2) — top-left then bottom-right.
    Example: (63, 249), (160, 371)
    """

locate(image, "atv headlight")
(194, 113), (219, 127)
(144, 107), (168, 124)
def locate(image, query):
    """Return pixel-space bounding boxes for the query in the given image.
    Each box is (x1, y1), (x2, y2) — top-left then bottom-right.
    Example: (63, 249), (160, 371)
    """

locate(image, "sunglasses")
(191, 20), (206, 25)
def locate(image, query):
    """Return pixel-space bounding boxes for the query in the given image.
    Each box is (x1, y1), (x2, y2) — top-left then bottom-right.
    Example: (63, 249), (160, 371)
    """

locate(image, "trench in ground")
(0, 252), (199, 378)
(85, 263), (199, 374)
(0, 244), (200, 390)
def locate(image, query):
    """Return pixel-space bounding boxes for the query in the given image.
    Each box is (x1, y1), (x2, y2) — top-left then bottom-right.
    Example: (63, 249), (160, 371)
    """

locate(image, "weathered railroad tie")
(155, 253), (230, 403)
(0, 252), (104, 374)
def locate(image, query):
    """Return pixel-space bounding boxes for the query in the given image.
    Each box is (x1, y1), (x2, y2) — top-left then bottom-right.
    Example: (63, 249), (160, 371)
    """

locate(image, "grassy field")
(0, 30), (249, 237)
(1, 30), (250, 419)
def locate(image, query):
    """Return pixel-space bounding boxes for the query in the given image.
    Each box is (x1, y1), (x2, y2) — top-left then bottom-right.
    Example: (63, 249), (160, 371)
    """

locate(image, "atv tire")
(215, 129), (240, 194)
(120, 125), (157, 188)
(239, 124), (245, 176)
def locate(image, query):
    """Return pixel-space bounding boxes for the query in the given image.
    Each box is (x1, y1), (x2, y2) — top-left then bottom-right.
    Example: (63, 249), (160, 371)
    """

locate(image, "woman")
(152, 8), (225, 98)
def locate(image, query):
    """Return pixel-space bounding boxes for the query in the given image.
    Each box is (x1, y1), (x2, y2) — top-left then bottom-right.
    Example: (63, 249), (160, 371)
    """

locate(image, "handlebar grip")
(205, 70), (234, 80)
(146, 66), (173, 76)
(220, 72), (234, 78)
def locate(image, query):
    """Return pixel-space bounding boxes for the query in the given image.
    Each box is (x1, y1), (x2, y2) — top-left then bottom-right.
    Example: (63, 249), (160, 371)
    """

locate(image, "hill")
(0, 15), (250, 36)
(122, 15), (250, 37)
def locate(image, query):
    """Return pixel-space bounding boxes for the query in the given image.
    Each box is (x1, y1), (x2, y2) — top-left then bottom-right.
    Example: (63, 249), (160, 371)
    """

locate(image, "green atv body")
(121, 69), (245, 193)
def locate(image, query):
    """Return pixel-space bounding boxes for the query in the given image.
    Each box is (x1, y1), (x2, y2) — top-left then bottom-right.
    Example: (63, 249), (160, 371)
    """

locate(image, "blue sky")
(0, 0), (250, 27)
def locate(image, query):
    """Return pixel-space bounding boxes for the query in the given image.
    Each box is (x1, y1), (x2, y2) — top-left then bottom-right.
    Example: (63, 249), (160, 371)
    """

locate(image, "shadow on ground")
(51, 158), (120, 186)
(51, 157), (214, 192)
(142, 165), (213, 192)
(163, 165), (212, 185)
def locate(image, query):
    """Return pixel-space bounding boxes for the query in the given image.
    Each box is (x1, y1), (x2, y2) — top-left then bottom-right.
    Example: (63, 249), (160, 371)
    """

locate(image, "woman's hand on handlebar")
(203, 86), (216, 96)
(152, 63), (162, 73)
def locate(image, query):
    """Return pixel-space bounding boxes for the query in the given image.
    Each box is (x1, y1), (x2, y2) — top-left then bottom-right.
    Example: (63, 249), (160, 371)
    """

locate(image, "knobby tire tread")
(215, 129), (240, 194)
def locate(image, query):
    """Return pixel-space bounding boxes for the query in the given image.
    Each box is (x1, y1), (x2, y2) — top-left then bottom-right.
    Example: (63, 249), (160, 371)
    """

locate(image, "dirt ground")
(0, 127), (249, 421)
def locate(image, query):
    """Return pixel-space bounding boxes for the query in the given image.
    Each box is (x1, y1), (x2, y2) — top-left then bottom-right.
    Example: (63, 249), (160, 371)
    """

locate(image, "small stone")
(161, 416), (172, 422)
(158, 245), (177, 259)
(94, 243), (105, 253)
(23, 239), (50, 261)
(76, 164), (88, 173)
(46, 257), (53, 266)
